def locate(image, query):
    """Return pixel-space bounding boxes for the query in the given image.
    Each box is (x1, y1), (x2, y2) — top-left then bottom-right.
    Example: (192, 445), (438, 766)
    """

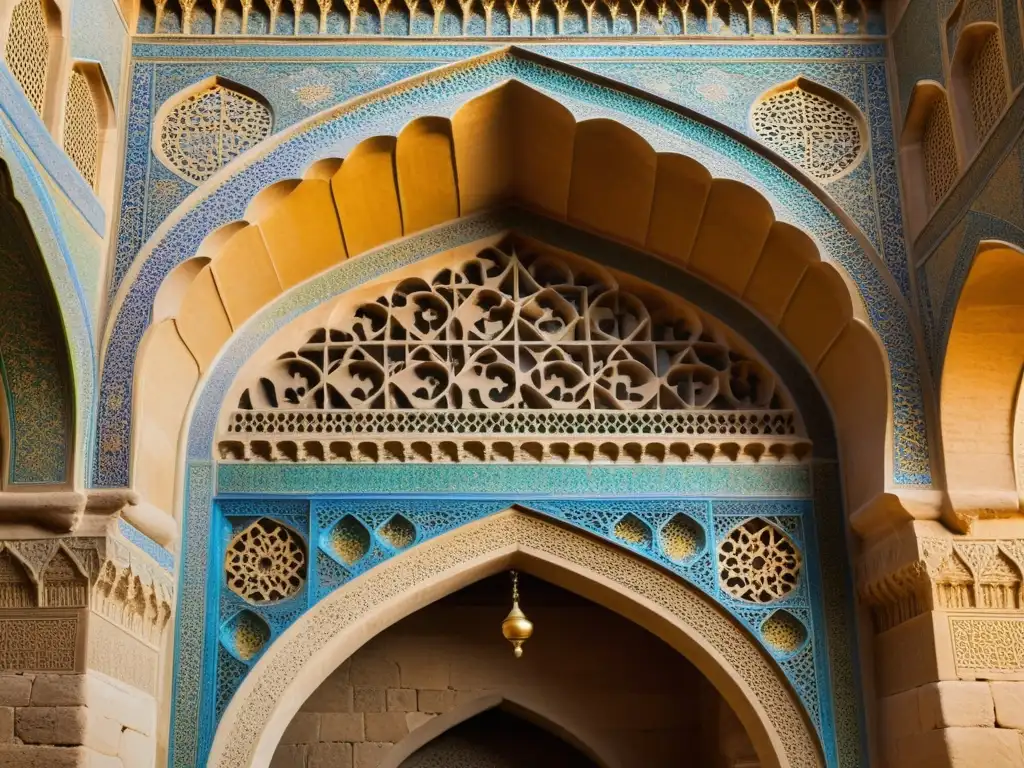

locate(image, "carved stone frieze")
(0, 531), (174, 651)
(859, 532), (1024, 632)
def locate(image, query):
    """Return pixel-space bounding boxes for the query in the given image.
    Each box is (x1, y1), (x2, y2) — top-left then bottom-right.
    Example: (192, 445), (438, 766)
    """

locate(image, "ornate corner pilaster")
(0, 527), (174, 693)
(858, 526), (1024, 633)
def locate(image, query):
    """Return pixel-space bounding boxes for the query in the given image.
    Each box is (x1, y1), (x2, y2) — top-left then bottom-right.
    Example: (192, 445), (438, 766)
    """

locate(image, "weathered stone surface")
(85, 750), (124, 768)
(416, 689), (455, 714)
(405, 712), (434, 731)
(0, 706), (14, 743)
(354, 742), (391, 768)
(353, 687), (385, 713)
(364, 712), (407, 743)
(309, 742), (353, 768)
(879, 686), (921, 760)
(992, 682), (1024, 730)
(15, 707), (86, 745)
(117, 729), (153, 768)
(84, 711), (122, 756)
(83, 675), (155, 737)
(269, 744), (307, 768)
(398, 658), (449, 691)
(919, 681), (994, 729)
(301, 678), (353, 714)
(385, 689), (416, 712)
(280, 712), (320, 745)
(0, 676), (33, 707)
(320, 712), (364, 742)
(350, 656), (399, 689)
(895, 726), (1024, 768)
(31, 676), (87, 707)
(0, 744), (87, 767)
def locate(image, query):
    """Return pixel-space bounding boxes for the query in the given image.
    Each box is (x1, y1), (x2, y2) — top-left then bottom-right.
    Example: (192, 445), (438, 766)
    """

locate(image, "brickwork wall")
(272, 579), (745, 768)
(0, 671), (156, 767)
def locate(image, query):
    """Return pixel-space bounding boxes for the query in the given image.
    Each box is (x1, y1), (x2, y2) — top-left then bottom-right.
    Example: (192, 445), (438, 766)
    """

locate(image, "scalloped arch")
(127, 80), (891, 535)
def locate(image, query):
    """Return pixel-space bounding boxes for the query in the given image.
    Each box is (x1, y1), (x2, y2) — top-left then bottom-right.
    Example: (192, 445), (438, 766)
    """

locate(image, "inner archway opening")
(271, 572), (759, 768)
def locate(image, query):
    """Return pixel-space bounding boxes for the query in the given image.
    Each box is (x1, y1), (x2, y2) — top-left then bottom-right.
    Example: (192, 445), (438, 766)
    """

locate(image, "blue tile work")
(117, 517), (174, 571)
(70, 0), (128, 99)
(100, 45), (932, 490)
(891, 0), (944, 119)
(0, 117), (96, 485)
(171, 482), (855, 768)
(112, 39), (908, 297)
(0, 65), (105, 234)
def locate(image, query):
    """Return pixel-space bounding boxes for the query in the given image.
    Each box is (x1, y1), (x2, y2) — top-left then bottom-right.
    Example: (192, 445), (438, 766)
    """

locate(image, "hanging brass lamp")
(501, 570), (533, 658)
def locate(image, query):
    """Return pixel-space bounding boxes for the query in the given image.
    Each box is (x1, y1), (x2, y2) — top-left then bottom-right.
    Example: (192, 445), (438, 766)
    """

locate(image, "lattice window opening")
(225, 517), (307, 604)
(63, 70), (101, 188)
(156, 81), (273, 184)
(4, 0), (53, 116)
(751, 80), (865, 182)
(718, 517), (802, 603)
(922, 98), (959, 207)
(234, 242), (795, 429)
(967, 31), (1007, 144)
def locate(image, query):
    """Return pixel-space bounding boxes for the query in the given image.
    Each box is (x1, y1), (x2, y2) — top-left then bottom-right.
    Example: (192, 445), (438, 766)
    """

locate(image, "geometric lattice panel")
(752, 81), (864, 181)
(157, 82), (272, 184)
(63, 70), (100, 188)
(5, 0), (50, 116)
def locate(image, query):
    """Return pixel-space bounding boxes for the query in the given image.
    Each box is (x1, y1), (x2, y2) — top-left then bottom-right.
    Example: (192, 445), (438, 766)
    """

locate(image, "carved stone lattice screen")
(969, 32), (1007, 142)
(63, 71), (99, 188)
(223, 240), (805, 465)
(4, 0), (49, 116)
(923, 98), (959, 206)
(751, 82), (864, 181)
(157, 83), (272, 183)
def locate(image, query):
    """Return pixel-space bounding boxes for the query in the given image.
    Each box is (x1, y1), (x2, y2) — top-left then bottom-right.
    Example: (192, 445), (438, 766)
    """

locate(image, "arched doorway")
(398, 707), (600, 768)
(271, 570), (759, 768)
(136, 63), (887, 768)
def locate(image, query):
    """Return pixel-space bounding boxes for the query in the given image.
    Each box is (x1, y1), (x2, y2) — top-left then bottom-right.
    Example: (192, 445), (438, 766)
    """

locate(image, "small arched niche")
(899, 81), (961, 236)
(153, 76), (273, 185)
(750, 76), (867, 184)
(61, 61), (117, 201)
(273, 572), (758, 768)
(949, 22), (1009, 158)
(1, 0), (66, 130)
(941, 241), (1024, 525)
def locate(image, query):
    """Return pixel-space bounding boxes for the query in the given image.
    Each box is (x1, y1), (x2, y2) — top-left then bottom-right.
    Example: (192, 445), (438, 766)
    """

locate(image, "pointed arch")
(98, 48), (931, 507)
(61, 61), (116, 201)
(0, 0), (66, 129)
(899, 81), (961, 236)
(948, 22), (1009, 158)
(379, 695), (613, 768)
(211, 511), (823, 768)
(0, 158), (74, 487)
(126, 82), (889, 530)
(941, 241), (1024, 523)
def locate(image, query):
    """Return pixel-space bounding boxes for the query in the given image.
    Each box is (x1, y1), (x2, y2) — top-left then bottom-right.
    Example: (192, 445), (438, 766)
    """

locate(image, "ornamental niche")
(222, 239), (806, 464)
(751, 80), (865, 182)
(156, 80), (273, 184)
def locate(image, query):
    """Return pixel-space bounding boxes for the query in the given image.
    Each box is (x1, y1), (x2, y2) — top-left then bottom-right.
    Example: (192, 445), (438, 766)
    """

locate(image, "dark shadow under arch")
(400, 706), (600, 768)
(0, 159), (73, 486)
